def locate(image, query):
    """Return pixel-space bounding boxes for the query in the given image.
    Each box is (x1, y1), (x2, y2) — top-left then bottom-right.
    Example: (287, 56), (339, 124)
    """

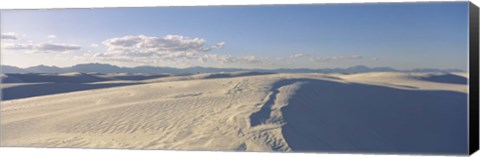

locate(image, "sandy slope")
(336, 72), (468, 92)
(0, 72), (469, 154)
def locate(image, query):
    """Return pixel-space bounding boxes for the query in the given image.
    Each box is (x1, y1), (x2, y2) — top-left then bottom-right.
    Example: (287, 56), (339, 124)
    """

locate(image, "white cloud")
(198, 54), (262, 64)
(241, 56), (261, 63)
(93, 34), (226, 63)
(3, 42), (81, 53)
(90, 44), (99, 47)
(47, 35), (57, 39)
(211, 42), (225, 49)
(2, 43), (33, 49)
(102, 35), (223, 53)
(1, 32), (18, 40)
(313, 55), (364, 62)
(290, 53), (306, 58)
(1, 32), (79, 53)
(199, 55), (209, 63)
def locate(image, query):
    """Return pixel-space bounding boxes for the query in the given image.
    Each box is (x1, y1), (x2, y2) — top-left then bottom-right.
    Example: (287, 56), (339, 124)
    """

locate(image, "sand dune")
(337, 72), (468, 93)
(0, 72), (469, 155)
(1, 72), (171, 83)
(1, 72), (270, 100)
(1, 82), (141, 101)
(278, 79), (467, 154)
(413, 73), (467, 84)
(2, 73), (109, 83)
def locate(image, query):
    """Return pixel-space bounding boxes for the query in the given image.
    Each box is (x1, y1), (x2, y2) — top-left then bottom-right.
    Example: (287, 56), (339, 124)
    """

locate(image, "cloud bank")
(313, 55), (364, 62)
(198, 54), (261, 64)
(102, 35), (221, 54)
(290, 53), (307, 58)
(47, 35), (57, 39)
(3, 43), (81, 53)
(1, 32), (18, 40)
(91, 34), (261, 65)
(94, 35), (224, 61)
(2, 32), (377, 68)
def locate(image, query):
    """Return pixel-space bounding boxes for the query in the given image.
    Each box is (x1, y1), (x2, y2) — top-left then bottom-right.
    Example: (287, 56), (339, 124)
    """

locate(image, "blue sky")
(0, 2), (469, 70)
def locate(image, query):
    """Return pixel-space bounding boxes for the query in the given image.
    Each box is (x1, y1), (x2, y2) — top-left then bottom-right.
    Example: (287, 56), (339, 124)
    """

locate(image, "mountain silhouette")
(0, 63), (464, 74)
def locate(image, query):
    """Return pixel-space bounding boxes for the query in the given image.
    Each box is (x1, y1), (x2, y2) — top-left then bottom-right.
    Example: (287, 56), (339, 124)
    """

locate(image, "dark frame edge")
(469, 1), (479, 155)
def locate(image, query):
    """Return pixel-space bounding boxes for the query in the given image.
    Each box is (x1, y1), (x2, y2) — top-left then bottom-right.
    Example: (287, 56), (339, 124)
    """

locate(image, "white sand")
(0, 72), (469, 154)
(336, 72), (468, 92)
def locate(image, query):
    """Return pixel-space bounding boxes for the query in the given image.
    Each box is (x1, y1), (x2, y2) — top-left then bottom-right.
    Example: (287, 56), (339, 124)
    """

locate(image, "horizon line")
(1, 62), (466, 72)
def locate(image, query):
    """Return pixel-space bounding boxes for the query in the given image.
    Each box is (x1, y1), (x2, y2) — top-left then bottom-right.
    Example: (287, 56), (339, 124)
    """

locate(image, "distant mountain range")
(0, 63), (464, 74)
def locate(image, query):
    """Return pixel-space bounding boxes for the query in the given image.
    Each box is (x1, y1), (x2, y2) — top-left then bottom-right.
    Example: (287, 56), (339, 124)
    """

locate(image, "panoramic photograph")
(0, 2), (470, 155)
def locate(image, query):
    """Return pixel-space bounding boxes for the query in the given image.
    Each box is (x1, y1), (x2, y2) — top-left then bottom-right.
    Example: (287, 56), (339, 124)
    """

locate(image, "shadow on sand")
(2, 82), (140, 101)
(105, 74), (169, 81)
(250, 79), (467, 155)
(417, 73), (467, 85)
(2, 73), (170, 83)
(2, 73), (110, 83)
